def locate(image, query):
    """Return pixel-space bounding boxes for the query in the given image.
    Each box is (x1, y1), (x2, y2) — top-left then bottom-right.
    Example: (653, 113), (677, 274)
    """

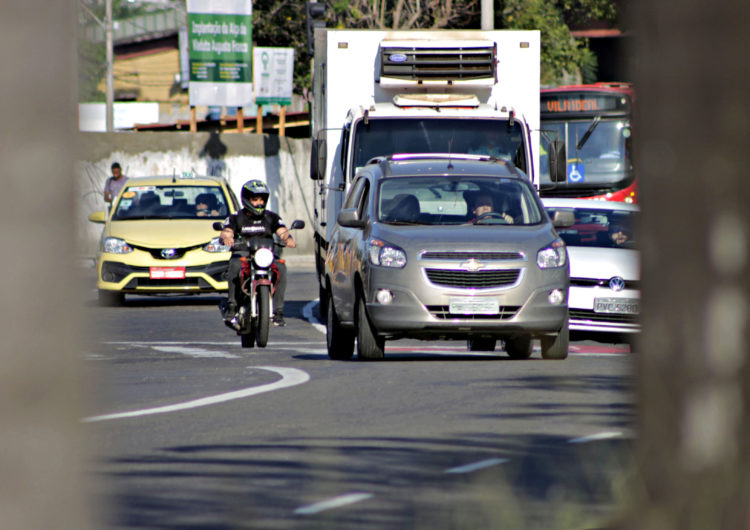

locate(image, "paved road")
(82, 263), (635, 529)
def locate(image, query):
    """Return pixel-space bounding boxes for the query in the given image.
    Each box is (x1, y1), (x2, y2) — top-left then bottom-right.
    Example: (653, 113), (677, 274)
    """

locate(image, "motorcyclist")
(219, 179), (296, 326)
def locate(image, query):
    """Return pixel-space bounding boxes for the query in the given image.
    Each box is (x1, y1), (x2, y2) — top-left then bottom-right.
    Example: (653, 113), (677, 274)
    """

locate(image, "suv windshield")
(377, 176), (543, 226)
(113, 185), (229, 220)
(545, 206), (638, 249)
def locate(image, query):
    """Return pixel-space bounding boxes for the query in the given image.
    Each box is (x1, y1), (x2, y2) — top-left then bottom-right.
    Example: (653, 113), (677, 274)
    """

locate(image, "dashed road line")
(568, 431), (623, 444)
(444, 458), (509, 474)
(294, 493), (374, 515)
(82, 366), (310, 423)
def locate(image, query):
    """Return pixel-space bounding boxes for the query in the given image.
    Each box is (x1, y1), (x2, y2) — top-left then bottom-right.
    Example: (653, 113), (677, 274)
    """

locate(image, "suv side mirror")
(547, 140), (567, 183)
(337, 208), (364, 228)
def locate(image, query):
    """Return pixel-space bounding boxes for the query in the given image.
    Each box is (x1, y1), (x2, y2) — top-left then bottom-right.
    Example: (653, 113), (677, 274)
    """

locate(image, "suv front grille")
(421, 251), (523, 261)
(426, 305), (520, 320)
(425, 268), (520, 288)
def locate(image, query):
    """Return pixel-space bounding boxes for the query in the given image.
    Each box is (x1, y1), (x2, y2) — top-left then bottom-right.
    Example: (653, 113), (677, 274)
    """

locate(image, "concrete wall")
(77, 131), (314, 258)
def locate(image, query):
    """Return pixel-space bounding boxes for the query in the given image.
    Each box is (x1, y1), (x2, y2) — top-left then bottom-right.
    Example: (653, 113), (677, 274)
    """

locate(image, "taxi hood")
(107, 219), (219, 248)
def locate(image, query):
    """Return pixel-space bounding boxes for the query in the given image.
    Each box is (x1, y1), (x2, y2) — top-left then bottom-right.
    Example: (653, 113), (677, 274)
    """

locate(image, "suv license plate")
(149, 266), (186, 279)
(449, 297), (499, 315)
(593, 297), (640, 315)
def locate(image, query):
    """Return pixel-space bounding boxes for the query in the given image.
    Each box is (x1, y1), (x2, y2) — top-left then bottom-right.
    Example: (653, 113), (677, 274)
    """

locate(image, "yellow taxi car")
(88, 174), (238, 305)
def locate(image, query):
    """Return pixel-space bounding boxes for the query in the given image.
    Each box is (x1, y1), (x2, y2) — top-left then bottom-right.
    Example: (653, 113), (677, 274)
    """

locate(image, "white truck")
(309, 29), (564, 306)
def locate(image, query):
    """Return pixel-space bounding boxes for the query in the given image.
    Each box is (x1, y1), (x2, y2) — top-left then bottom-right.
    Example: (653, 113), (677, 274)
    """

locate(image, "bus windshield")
(351, 118), (527, 176)
(540, 117), (634, 196)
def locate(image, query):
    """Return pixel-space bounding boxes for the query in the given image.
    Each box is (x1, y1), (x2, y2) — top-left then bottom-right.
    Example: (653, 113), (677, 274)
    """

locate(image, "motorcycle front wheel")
(255, 284), (271, 347)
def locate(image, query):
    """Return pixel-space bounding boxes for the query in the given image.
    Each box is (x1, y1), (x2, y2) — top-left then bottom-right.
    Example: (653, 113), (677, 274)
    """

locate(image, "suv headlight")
(102, 237), (133, 254)
(366, 238), (407, 268)
(537, 238), (567, 269)
(203, 237), (231, 253)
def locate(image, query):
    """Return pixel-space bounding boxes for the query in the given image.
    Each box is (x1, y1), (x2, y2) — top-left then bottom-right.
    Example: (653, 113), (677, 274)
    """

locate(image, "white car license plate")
(449, 296), (499, 315)
(593, 297), (640, 315)
(149, 266), (186, 279)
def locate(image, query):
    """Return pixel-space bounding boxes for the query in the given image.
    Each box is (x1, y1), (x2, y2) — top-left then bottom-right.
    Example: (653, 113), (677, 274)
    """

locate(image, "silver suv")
(324, 154), (571, 361)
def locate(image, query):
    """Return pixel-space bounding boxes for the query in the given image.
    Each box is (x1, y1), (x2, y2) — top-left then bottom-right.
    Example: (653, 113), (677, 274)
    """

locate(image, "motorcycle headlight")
(366, 238), (407, 268)
(253, 247), (275, 268)
(203, 237), (231, 253)
(102, 237), (133, 254)
(537, 238), (567, 269)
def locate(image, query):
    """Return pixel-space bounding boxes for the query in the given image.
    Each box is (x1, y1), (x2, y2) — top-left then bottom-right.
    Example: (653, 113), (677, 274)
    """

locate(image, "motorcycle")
(215, 220), (305, 348)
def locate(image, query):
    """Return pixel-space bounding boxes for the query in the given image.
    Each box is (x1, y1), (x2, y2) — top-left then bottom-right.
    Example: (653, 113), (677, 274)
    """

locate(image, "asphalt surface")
(81, 260), (636, 529)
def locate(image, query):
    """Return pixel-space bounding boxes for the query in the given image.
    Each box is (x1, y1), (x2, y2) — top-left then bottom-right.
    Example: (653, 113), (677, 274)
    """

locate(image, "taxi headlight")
(537, 238), (567, 269)
(102, 237), (133, 254)
(203, 237), (231, 253)
(253, 247), (275, 268)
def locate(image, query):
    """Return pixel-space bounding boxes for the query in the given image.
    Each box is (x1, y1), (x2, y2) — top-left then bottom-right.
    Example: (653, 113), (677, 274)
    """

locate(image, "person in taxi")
(219, 180), (295, 327)
(195, 193), (220, 217)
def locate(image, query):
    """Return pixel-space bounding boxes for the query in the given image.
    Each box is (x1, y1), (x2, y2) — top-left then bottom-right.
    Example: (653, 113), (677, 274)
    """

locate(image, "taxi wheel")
(505, 335), (532, 359)
(98, 290), (124, 307)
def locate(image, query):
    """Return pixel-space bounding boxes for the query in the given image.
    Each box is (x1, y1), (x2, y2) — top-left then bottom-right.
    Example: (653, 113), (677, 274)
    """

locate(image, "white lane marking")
(444, 458), (509, 474)
(303, 298), (326, 334)
(568, 431), (623, 444)
(151, 345), (240, 359)
(82, 366), (310, 423)
(294, 493), (373, 515)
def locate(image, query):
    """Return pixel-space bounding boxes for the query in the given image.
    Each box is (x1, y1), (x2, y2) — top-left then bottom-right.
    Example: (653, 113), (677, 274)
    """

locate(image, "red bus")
(539, 82), (636, 203)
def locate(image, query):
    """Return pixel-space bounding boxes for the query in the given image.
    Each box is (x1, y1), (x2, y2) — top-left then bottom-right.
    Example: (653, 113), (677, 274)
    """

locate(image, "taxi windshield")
(112, 185), (229, 220)
(377, 176), (543, 226)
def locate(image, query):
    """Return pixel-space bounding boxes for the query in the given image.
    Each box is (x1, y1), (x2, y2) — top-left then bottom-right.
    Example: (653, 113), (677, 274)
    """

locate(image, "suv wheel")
(467, 338), (497, 352)
(356, 296), (385, 361)
(541, 317), (569, 360)
(326, 290), (354, 360)
(505, 335), (532, 359)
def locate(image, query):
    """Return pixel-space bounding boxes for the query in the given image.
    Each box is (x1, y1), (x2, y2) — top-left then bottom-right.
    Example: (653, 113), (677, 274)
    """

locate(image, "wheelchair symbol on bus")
(567, 160), (585, 183)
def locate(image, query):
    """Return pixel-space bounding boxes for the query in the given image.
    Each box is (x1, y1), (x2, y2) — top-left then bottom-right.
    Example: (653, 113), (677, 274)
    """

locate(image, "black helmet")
(241, 179), (270, 216)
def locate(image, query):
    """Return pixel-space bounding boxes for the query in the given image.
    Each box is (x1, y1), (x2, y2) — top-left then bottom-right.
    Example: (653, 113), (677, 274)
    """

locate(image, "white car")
(543, 198), (640, 335)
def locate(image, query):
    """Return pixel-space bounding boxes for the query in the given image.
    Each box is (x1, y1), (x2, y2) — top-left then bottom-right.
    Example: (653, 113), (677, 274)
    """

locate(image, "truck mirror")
(548, 140), (567, 183)
(310, 138), (327, 180)
(305, 2), (326, 55)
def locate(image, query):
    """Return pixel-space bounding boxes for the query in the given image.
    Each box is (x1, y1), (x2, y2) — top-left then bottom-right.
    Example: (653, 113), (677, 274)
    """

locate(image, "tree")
(327, 0), (479, 30)
(499, 0), (616, 85)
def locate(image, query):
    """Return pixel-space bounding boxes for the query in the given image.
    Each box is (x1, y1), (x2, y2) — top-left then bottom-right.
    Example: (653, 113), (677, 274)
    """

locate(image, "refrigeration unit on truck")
(308, 29), (565, 305)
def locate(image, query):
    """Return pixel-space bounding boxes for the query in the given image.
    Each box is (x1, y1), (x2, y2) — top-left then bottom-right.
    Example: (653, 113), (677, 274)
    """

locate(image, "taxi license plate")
(449, 297), (499, 315)
(149, 266), (186, 279)
(594, 297), (640, 315)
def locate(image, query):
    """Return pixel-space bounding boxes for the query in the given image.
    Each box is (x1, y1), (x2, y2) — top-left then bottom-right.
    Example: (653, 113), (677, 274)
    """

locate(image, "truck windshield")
(352, 118), (527, 175)
(377, 176), (543, 226)
(540, 118), (634, 195)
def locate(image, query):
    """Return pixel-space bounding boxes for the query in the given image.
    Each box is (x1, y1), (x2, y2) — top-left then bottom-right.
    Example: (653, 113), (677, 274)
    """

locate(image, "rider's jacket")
(222, 209), (285, 247)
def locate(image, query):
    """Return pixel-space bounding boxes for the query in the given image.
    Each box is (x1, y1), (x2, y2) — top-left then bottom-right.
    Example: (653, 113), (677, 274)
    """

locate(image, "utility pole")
(481, 0), (493, 30)
(105, 0), (114, 132)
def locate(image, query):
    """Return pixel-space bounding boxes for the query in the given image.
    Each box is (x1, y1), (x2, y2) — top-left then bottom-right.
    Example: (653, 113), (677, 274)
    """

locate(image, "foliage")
(500, 0), (615, 85)
(252, 0), (312, 97)
(328, 0), (480, 30)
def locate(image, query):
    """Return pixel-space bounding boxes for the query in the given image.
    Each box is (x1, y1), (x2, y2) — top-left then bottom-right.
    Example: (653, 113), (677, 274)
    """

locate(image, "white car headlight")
(253, 247), (275, 268)
(537, 238), (567, 269)
(203, 237), (231, 253)
(366, 238), (407, 268)
(102, 237), (133, 254)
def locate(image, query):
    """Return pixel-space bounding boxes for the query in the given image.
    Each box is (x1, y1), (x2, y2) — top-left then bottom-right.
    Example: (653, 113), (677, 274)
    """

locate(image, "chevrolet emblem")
(461, 259), (484, 272)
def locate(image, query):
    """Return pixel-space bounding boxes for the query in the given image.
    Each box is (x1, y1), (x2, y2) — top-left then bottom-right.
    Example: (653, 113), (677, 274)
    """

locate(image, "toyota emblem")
(608, 276), (625, 291)
(161, 248), (177, 259)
